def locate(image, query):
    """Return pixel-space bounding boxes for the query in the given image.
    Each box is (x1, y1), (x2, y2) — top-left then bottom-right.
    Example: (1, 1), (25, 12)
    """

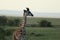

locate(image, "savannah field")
(5, 27), (60, 40)
(0, 17), (60, 40)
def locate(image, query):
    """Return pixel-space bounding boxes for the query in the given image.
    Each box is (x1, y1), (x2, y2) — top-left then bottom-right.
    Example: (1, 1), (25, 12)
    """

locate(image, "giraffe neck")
(23, 13), (27, 27)
(19, 14), (26, 40)
(18, 14), (27, 28)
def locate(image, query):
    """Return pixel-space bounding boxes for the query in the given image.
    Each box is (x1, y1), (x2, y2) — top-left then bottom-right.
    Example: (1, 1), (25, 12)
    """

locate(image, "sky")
(0, 0), (60, 12)
(0, 0), (60, 18)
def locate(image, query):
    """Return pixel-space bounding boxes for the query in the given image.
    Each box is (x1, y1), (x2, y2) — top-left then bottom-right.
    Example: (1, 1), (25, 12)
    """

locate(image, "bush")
(38, 20), (53, 27)
(0, 16), (8, 26)
(5, 29), (15, 36)
(7, 20), (14, 26)
(0, 16), (21, 26)
(0, 27), (6, 40)
(7, 18), (20, 26)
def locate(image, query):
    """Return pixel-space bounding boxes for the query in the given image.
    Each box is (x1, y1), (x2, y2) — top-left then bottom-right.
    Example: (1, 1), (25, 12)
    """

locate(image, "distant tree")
(13, 18), (20, 26)
(0, 16), (21, 26)
(47, 22), (52, 27)
(40, 20), (48, 27)
(38, 20), (53, 27)
(0, 16), (8, 26)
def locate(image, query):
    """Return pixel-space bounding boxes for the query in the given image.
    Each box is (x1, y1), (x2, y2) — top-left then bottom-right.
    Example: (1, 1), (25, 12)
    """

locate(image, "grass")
(5, 27), (60, 40)
(26, 27), (60, 40)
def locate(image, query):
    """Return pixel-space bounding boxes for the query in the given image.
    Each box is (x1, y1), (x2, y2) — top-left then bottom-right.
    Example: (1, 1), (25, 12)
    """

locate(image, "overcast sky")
(0, 0), (60, 12)
(0, 0), (60, 18)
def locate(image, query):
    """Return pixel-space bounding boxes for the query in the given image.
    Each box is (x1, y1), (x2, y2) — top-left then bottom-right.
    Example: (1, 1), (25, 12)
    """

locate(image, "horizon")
(0, 10), (60, 18)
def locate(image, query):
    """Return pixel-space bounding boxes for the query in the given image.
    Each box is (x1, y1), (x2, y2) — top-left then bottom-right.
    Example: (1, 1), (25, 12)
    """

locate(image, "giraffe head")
(23, 8), (33, 16)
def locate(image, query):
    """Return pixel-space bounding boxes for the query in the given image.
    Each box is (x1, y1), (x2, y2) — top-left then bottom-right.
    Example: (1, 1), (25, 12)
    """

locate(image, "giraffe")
(12, 8), (33, 40)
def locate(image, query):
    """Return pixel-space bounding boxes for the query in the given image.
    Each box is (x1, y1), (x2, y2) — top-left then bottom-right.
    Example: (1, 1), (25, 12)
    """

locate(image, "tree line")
(0, 16), (20, 26)
(0, 16), (53, 27)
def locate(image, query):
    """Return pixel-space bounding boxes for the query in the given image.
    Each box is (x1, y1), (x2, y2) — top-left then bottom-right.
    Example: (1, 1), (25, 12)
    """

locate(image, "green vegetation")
(2, 27), (60, 40)
(27, 17), (60, 25)
(0, 16), (20, 26)
(26, 27), (60, 40)
(0, 16), (60, 26)
(0, 16), (60, 40)
(38, 20), (52, 27)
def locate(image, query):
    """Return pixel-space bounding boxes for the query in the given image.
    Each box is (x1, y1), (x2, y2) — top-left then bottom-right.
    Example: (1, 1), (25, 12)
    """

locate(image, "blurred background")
(0, 0), (60, 40)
